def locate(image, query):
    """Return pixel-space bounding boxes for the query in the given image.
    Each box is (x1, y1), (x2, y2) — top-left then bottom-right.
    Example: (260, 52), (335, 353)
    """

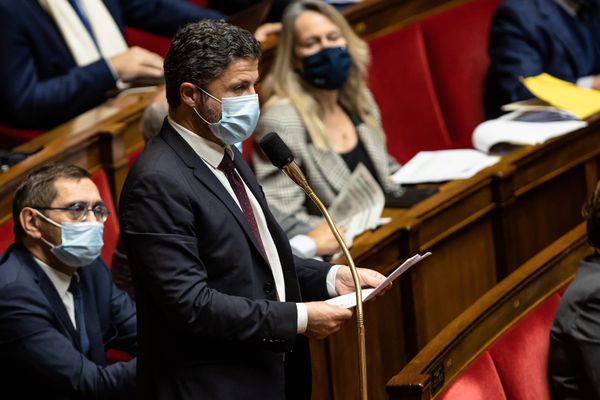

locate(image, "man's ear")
(20, 208), (43, 240)
(180, 82), (199, 108)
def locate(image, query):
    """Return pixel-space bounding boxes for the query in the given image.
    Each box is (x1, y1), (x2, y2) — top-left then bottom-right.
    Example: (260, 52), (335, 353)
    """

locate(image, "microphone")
(259, 132), (312, 194)
(259, 132), (369, 400)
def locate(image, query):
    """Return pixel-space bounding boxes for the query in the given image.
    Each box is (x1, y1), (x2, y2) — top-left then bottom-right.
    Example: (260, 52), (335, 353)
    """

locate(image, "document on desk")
(391, 150), (500, 184)
(326, 252), (432, 308)
(472, 110), (587, 153)
(328, 164), (385, 244)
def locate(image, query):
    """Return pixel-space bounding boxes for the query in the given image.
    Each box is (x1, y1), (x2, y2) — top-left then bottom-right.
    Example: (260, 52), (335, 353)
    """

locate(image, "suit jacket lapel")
(234, 152), (302, 301)
(16, 247), (82, 351)
(307, 143), (350, 195)
(358, 124), (388, 187)
(160, 123), (271, 267)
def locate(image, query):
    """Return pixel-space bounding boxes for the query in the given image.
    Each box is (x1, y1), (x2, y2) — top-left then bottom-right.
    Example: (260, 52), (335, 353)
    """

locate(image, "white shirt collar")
(34, 257), (72, 299)
(167, 117), (234, 169)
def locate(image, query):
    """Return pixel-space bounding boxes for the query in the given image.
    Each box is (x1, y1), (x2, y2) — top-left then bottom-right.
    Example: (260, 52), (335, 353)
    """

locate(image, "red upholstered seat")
(488, 294), (561, 400)
(438, 351), (507, 400)
(0, 219), (14, 254)
(124, 28), (171, 58)
(90, 169), (119, 267)
(421, 0), (501, 148)
(0, 124), (44, 149)
(368, 24), (452, 163)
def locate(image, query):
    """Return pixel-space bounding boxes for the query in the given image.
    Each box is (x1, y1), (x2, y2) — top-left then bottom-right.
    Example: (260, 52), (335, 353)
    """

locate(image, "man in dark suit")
(0, 164), (137, 399)
(549, 181), (600, 399)
(485, 0), (600, 117)
(0, 0), (223, 130)
(119, 20), (386, 400)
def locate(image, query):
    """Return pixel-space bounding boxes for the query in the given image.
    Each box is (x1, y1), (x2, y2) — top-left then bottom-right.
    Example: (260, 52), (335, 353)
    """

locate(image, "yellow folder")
(522, 73), (600, 120)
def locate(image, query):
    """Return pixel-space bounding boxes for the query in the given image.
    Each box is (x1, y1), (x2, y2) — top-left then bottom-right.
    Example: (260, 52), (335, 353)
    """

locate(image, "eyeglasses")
(35, 202), (110, 222)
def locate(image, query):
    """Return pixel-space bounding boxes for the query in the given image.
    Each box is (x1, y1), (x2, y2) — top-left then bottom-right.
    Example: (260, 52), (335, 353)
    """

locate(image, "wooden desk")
(314, 119), (600, 400)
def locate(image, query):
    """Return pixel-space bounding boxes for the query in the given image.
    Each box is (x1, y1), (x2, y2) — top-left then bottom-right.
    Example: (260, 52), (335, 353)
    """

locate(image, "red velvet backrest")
(421, 0), (501, 148)
(368, 23), (452, 163)
(0, 219), (14, 255)
(90, 169), (119, 267)
(488, 294), (561, 400)
(437, 351), (507, 400)
(0, 124), (44, 149)
(124, 28), (171, 58)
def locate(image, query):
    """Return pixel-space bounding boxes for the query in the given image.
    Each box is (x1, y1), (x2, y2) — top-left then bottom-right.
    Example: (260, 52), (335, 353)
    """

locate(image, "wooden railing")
(386, 223), (589, 399)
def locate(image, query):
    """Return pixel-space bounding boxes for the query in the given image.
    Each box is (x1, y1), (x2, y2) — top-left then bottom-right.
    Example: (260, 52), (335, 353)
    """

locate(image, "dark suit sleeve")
(107, 276), (137, 355)
(293, 255), (331, 302)
(119, 0), (224, 36)
(120, 170), (298, 350)
(488, 4), (544, 105)
(0, 3), (116, 128)
(0, 283), (136, 399)
(571, 294), (600, 398)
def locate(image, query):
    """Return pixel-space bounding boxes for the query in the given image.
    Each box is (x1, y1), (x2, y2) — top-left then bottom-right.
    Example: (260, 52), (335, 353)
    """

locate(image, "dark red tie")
(218, 152), (268, 259)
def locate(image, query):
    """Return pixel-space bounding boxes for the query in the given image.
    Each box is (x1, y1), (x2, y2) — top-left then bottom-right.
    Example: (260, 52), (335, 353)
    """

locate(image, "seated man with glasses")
(0, 164), (137, 399)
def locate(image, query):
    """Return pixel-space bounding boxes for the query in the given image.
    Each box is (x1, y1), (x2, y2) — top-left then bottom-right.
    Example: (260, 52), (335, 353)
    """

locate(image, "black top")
(340, 139), (380, 185)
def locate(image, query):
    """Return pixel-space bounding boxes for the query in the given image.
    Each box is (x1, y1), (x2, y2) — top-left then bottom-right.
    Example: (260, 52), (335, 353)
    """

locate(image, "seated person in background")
(208, 0), (292, 21)
(549, 181), (600, 399)
(486, 0), (600, 118)
(253, 0), (403, 234)
(112, 90), (341, 299)
(0, 0), (223, 130)
(0, 164), (137, 399)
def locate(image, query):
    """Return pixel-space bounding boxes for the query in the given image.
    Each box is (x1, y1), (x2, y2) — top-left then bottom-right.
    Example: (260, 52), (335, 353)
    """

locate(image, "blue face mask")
(300, 47), (352, 90)
(36, 211), (104, 268)
(194, 88), (260, 145)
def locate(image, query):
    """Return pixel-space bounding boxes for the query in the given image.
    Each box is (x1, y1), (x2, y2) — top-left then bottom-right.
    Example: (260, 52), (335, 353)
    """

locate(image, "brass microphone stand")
(283, 162), (368, 400)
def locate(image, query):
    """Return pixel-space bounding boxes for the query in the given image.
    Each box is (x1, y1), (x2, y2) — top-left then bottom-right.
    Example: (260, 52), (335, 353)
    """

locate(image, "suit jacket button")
(263, 282), (274, 294)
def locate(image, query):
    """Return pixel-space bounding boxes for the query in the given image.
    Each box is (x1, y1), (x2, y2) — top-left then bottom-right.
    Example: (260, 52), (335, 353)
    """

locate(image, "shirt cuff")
(289, 234), (317, 258)
(296, 303), (308, 333)
(104, 57), (130, 90)
(326, 265), (342, 297)
(577, 76), (594, 89)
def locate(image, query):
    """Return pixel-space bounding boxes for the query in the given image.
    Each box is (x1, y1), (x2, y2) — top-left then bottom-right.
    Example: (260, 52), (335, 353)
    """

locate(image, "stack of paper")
(329, 164), (385, 246)
(472, 110), (587, 152)
(391, 150), (500, 184)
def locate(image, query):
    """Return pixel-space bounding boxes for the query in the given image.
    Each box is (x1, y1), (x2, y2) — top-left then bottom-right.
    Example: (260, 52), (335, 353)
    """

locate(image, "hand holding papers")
(326, 253), (432, 308)
(391, 150), (499, 184)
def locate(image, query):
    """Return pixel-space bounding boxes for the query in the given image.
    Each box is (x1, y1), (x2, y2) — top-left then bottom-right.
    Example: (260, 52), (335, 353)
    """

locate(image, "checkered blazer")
(253, 98), (401, 232)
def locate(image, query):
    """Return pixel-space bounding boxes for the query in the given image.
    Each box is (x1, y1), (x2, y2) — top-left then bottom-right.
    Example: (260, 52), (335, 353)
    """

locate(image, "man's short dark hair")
(164, 20), (261, 108)
(13, 164), (90, 239)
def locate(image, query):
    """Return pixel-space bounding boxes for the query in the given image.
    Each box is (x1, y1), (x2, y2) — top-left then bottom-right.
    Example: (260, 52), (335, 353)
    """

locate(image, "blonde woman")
(253, 0), (403, 232)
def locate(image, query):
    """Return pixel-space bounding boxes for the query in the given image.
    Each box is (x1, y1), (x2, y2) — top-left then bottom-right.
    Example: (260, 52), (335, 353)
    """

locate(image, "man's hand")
(592, 75), (600, 91)
(307, 222), (341, 256)
(110, 46), (164, 82)
(304, 302), (353, 339)
(335, 266), (390, 298)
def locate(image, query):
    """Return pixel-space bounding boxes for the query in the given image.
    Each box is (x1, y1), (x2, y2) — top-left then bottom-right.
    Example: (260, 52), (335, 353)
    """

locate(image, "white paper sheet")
(472, 111), (587, 152)
(328, 164), (385, 244)
(391, 150), (499, 184)
(326, 252), (432, 308)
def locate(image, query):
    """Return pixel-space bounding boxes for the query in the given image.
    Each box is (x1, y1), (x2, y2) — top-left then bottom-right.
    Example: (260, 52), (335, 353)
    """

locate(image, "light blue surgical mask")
(193, 87), (260, 145)
(35, 210), (104, 268)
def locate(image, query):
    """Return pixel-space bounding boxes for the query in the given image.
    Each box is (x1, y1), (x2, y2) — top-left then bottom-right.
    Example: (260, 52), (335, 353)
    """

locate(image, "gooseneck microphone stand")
(259, 132), (368, 400)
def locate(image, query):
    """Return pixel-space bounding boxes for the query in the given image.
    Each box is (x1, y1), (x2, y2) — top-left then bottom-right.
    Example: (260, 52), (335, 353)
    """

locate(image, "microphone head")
(259, 132), (294, 169)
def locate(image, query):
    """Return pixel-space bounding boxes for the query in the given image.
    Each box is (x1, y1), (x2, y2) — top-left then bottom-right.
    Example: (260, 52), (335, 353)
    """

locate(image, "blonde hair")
(261, 0), (382, 150)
